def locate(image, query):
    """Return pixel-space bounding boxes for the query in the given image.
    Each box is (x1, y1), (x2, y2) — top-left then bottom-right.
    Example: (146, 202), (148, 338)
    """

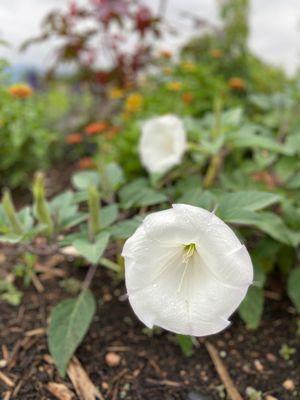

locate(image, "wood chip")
(205, 341), (243, 400)
(25, 328), (46, 337)
(67, 357), (105, 400)
(0, 371), (14, 388)
(31, 273), (44, 293)
(2, 345), (10, 363)
(46, 382), (75, 400)
(2, 391), (12, 400)
(146, 378), (182, 388)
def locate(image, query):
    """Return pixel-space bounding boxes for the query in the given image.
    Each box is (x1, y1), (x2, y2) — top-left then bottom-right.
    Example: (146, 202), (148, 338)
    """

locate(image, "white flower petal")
(139, 115), (186, 174)
(123, 204), (253, 336)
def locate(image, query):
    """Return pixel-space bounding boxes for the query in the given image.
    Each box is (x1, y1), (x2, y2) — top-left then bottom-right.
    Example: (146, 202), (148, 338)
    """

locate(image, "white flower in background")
(122, 204), (253, 336)
(139, 115), (187, 174)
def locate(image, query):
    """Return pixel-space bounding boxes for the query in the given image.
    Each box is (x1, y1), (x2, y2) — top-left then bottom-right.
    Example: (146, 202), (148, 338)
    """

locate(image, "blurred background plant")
(0, 0), (300, 380)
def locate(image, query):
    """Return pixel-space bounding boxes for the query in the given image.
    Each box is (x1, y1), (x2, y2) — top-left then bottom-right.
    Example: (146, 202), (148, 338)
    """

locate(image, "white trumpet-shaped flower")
(122, 204), (253, 336)
(139, 115), (187, 174)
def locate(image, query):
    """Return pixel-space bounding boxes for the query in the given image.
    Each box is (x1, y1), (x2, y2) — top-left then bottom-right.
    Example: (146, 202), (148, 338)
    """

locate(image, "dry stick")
(205, 341), (243, 400)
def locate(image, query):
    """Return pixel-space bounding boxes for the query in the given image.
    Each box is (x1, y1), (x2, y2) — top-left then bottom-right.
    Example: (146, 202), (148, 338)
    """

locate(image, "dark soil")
(0, 257), (299, 400)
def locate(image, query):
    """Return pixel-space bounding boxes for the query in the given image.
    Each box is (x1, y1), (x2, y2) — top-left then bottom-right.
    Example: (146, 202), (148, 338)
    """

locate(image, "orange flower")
(166, 81), (182, 91)
(182, 92), (193, 105)
(160, 50), (173, 59)
(105, 126), (121, 140)
(228, 77), (246, 91)
(85, 121), (107, 136)
(125, 93), (143, 113)
(65, 133), (83, 145)
(78, 157), (95, 169)
(9, 83), (33, 99)
(210, 49), (223, 59)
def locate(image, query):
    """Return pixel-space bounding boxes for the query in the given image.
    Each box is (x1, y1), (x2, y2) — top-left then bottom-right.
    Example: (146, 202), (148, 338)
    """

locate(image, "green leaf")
(287, 268), (300, 312)
(101, 204), (118, 228)
(223, 209), (298, 246)
(105, 163), (124, 190)
(218, 191), (281, 219)
(119, 179), (168, 209)
(48, 289), (96, 377)
(72, 171), (100, 191)
(178, 189), (216, 209)
(176, 334), (194, 357)
(239, 286), (264, 329)
(73, 232), (110, 264)
(229, 129), (293, 155)
(110, 217), (142, 239)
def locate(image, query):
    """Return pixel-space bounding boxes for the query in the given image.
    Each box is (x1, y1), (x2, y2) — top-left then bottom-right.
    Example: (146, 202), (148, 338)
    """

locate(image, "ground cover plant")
(0, 0), (299, 399)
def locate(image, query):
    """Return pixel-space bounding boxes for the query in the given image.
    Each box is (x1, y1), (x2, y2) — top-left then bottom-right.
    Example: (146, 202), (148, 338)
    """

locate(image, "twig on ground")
(46, 382), (75, 400)
(0, 370), (14, 388)
(67, 356), (105, 400)
(205, 341), (243, 400)
(204, 341), (243, 400)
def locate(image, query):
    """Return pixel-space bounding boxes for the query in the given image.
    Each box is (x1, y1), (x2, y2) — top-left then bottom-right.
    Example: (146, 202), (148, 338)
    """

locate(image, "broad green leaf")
(101, 204), (118, 228)
(287, 268), (300, 312)
(73, 232), (110, 264)
(178, 189), (215, 209)
(229, 130), (293, 155)
(119, 179), (168, 209)
(110, 217), (142, 239)
(48, 290), (96, 377)
(223, 210), (298, 246)
(239, 286), (264, 329)
(104, 162), (124, 190)
(218, 191), (281, 219)
(72, 171), (100, 191)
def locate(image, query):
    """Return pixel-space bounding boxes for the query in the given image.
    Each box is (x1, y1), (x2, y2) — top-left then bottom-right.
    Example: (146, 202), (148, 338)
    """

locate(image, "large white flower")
(139, 115), (187, 174)
(122, 204), (253, 336)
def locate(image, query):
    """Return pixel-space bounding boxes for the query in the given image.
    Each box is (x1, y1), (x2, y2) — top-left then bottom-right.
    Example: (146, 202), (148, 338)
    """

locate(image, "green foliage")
(48, 289), (96, 377)
(239, 286), (264, 329)
(287, 269), (300, 313)
(176, 335), (195, 357)
(73, 232), (110, 265)
(0, 74), (64, 188)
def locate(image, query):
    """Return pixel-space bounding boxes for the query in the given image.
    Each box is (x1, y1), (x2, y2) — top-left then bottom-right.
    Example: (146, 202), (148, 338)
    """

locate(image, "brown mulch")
(0, 259), (299, 400)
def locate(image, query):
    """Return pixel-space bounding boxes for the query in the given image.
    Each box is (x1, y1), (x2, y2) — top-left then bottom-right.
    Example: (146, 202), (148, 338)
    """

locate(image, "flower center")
(183, 243), (196, 263)
(177, 243), (197, 294)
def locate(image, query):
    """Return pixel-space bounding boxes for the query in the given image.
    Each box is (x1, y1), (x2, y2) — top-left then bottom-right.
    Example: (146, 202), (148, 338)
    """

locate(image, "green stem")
(2, 190), (23, 236)
(33, 173), (54, 238)
(87, 185), (100, 242)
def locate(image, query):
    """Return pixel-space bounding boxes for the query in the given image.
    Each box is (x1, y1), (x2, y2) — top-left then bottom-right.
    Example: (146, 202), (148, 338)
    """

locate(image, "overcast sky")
(0, 0), (299, 74)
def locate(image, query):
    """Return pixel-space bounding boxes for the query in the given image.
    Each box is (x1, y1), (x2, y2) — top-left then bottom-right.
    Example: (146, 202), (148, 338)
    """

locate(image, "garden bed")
(0, 258), (299, 400)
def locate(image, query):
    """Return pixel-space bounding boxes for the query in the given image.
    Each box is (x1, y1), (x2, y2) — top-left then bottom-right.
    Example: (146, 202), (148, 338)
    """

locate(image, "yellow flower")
(181, 61), (196, 72)
(163, 67), (173, 76)
(8, 83), (33, 99)
(109, 87), (124, 100)
(210, 49), (224, 59)
(125, 93), (143, 113)
(166, 81), (182, 91)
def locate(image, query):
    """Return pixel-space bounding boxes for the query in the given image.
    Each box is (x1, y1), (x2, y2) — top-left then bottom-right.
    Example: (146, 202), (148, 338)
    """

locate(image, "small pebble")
(266, 353), (277, 363)
(219, 351), (227, 358)
(105, 352), (121, 367)
(282, 379), (295, 391)
(102, 382), (109, 390)
(254, 359), (264, 372)
(265, 396), (278, 400)
(0, 359), (7, 368)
